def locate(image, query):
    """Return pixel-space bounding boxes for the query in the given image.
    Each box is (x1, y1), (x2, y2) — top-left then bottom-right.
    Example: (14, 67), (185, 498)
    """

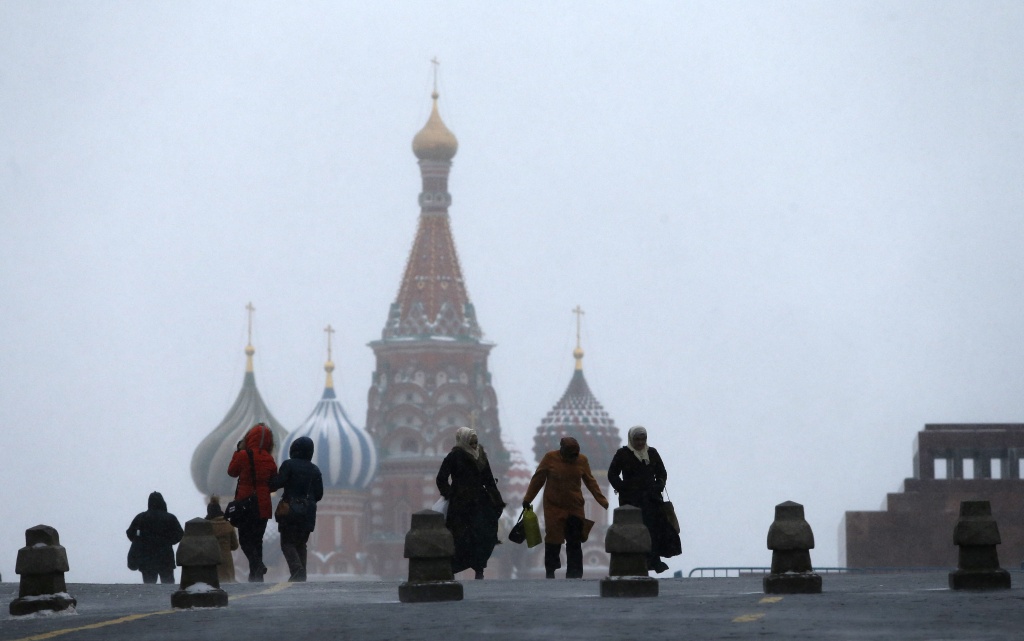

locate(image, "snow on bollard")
(764, 501), (822, 594)
(10, 525), (77, 616)
(398, 510), (463, 603)
(949, 500), (1011, 590)
(171, 518), (229, 609)
(600, 506), (658, 598)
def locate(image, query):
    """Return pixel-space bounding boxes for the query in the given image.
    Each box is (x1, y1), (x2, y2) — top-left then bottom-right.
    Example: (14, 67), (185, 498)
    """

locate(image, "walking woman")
(269, 436), (324, 581)
(228, 422), (278, 582)
(126, 491), (184, 584)
(607, 425), (679, 573)
(522, 436), (609, 579)
(435, 426), (505, 579)
(205, 497), (239, 583)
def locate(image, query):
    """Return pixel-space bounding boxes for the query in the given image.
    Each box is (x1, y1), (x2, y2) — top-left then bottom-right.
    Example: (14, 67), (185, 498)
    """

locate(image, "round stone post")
(600, 506), (658, 598)
(764, 501), (821, 594)
(10, 524), (77, 616)
(949, 500), (1011, 590)
(398, 510), (463, 603)
(171, 518), (229, 608)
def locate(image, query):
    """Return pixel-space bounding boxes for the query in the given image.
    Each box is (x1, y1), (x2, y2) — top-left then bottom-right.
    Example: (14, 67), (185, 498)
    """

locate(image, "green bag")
(523, 506), (542, 548)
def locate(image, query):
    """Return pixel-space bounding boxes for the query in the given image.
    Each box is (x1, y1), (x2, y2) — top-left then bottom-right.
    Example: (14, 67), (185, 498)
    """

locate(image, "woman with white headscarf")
(435, 426), (506, 579)
(607, 425), (678, 573)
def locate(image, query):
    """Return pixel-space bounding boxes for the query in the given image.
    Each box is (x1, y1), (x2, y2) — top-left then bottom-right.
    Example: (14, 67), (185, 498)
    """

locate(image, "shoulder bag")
(225, 449), (260, 528)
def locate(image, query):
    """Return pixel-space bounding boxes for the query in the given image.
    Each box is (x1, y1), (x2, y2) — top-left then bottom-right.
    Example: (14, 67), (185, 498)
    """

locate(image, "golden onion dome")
(412, 92), (458, 161)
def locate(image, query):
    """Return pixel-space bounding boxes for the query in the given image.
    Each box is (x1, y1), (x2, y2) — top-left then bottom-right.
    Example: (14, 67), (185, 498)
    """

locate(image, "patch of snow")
(185, 582), (217, 593)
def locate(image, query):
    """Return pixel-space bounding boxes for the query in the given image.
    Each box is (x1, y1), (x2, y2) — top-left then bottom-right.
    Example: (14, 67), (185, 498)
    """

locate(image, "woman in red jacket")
(228, 423), (278, 582)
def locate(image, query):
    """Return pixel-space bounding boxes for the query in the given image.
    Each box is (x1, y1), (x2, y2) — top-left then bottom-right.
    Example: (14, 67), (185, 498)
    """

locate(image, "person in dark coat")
(522, 436), (609, 579)
(607, 425), (679, 573)
(269, 436), (324, 582)
(228, 422), (278, 582)
(435, 426), (505, 579)
(126, 491), (184, 584)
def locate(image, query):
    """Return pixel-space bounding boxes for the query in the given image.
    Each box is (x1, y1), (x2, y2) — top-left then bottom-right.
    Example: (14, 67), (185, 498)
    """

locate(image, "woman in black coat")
(269, 436), (324, 582)
(435, 427), (505, 579)
(126, 491), (184, 584)
(607, 426), (679, 573)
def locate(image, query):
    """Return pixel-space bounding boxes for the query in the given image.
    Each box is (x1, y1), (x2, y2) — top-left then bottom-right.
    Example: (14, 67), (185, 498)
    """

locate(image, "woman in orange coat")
(227, 423), (278, 582)
(522, 436), (608, 579)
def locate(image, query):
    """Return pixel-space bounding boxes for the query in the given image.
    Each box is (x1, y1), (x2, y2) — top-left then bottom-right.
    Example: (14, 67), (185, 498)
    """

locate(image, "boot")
(566, 540), (583, 579)
(544, 543), (562, 579)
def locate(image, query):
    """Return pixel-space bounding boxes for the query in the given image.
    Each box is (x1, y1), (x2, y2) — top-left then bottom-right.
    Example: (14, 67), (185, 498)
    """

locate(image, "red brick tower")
(365, 84), (509, 578)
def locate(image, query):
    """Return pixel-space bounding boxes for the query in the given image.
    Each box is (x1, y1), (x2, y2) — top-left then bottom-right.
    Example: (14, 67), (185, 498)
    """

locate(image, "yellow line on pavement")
(732, 613), (766, 623)
(759, 596), (783, 604)
(9, 583), (292, 641)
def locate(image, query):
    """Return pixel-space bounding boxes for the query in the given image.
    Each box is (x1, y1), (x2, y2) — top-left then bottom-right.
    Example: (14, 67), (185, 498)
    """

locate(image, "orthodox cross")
(246, 302), (255, 345)
(324, 324), (335, 361)
(431, 56), (440, 94)
(572, 304), (585, 350)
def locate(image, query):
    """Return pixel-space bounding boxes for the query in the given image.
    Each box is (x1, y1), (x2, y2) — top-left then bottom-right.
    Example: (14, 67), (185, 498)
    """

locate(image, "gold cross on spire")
(246, 302), (256, 346)
(430, 56), (440, 98)
(572, 305), (585, 370)
(324, 324), (335, 362)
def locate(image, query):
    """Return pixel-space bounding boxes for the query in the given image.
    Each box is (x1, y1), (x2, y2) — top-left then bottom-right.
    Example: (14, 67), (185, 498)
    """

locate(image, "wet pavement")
(3, 572), (1024, 640)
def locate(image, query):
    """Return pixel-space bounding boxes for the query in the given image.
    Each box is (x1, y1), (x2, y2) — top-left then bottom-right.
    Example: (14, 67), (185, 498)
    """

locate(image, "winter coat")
(228, 423), (278, 519)
(607, 446), (667, 508)
(207, 515), (239, 583)
(607, 446), (679, 558)
(523, 450), (608, 544)
(436, 446), (504, 573)
(269, 436), (324, 533)
(126, 492), (184, 573)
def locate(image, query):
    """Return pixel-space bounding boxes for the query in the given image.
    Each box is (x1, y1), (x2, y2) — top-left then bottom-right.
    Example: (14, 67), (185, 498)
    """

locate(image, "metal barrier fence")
(686, 566), (954, 578)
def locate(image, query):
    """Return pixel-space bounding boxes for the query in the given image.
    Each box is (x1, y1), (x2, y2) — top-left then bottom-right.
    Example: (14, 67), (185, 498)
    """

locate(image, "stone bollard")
(949, 500), (1011, 590)
(10, 524), (77, 616)
(764, 501), (821, 594)
(171, 518), (229, 609)
(398, 510), (463, 603)
(600, 506), (658, 598)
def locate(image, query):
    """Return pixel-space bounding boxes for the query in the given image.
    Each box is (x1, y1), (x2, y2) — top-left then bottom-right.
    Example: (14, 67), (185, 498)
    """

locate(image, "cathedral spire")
(384, 74), (479, 341)
(245, 301), (256, 373)
(573, 305), (585, 371)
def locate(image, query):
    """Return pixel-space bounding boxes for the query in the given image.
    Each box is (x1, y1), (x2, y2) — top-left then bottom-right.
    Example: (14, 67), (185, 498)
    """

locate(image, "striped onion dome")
(501, 437), (534, 507)
(532, 347), (621, 470)
(191, 343), (289, 499)
(283, 356), (377, 490)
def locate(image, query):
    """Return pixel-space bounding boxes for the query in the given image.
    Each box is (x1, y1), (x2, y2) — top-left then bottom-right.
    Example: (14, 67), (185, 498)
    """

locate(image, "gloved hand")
(522, 501), (532, 510)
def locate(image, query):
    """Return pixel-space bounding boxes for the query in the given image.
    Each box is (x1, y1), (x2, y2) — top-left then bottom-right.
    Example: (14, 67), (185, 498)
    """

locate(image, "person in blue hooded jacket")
(269, 436), (324, 581)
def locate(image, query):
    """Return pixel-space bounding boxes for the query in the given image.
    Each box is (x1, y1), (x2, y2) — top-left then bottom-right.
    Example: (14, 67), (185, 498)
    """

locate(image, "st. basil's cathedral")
(190, 85), (622, 580)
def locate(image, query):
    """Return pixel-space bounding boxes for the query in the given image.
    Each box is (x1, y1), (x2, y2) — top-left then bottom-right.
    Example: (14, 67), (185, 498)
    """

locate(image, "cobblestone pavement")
(3, 572), (1024, 641)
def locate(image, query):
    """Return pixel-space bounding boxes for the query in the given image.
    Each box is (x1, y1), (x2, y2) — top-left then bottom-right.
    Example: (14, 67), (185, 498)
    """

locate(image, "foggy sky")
(3, 1), (1024, 582)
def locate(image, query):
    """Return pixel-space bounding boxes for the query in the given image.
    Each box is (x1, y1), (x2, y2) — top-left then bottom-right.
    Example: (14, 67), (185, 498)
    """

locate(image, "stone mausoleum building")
(842, 424), (1024, 568)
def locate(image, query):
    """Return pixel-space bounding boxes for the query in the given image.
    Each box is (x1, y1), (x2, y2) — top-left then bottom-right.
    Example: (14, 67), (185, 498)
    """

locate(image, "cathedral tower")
(365, 83), (509, 578)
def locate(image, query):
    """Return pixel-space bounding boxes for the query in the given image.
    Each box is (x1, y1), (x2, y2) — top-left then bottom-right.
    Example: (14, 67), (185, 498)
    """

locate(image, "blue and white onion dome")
(283, 356), (377, 490)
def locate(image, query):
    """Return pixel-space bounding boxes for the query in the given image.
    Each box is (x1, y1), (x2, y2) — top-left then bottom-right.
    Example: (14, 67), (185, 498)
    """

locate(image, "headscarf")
(455, 426), (479, 460)
(627, 425), (650, 463)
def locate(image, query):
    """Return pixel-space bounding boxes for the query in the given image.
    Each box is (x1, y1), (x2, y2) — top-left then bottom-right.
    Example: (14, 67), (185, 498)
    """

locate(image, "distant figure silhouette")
(205, 496), (239, 583)
(126, 491), (184, 584)
(228, 422), (278, 582)
(269, 436), (323, 581)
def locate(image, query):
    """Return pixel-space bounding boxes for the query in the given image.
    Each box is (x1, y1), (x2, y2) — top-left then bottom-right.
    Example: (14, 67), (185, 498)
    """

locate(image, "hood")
(244, 423), (275, 453)
(289, 436), (314, 461)
(148, 491), (167, 512)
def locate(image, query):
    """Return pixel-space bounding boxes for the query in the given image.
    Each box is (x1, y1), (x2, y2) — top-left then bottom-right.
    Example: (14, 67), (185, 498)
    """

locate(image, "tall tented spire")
(191, 306), (288, 499)
(383, 82), (479, 340)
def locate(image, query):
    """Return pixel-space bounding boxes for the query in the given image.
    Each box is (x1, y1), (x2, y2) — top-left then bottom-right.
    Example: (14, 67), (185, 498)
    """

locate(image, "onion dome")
(501, 438), (534, 508)
(191, 340), (289, 499)
(283, 334), (377, 490)
(412, 91), (458, 161)
(532, 324), (621, 470)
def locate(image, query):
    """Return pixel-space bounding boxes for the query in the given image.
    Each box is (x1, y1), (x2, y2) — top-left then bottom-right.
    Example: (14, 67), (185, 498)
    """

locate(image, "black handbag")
(508, 509), (526, 544)
(226, 449), (260, 528)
